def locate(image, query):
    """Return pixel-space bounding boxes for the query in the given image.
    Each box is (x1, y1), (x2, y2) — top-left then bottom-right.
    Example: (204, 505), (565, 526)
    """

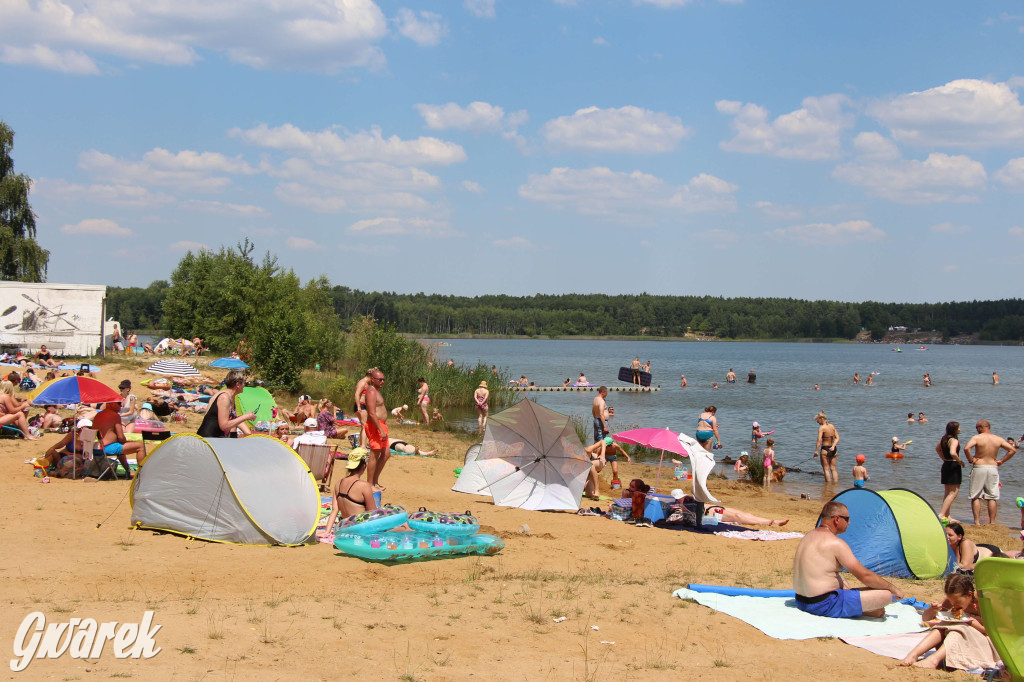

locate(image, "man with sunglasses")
(363, 370), (390, 492)
(792, 501), (903, 618)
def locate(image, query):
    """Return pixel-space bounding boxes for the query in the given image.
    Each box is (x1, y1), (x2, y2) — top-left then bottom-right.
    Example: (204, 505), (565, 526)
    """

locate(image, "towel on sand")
(673, 588), (926, 640)
(713, 530), (804, 541)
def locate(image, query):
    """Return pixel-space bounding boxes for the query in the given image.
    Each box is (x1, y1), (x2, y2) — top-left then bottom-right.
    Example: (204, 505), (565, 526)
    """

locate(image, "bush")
(746, 455), (765, 485)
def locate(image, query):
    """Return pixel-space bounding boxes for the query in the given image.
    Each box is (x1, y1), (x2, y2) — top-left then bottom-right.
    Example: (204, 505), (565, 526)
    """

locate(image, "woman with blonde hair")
(0, 380), (36, 439)
(813, 410), (839, 482)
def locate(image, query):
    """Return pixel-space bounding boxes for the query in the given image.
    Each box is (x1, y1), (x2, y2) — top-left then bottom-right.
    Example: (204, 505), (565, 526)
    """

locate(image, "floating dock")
(509, 386), (659, 392)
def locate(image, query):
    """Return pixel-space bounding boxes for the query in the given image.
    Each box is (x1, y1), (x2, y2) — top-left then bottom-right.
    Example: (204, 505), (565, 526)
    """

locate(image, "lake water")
(433, 339), (1024, 524)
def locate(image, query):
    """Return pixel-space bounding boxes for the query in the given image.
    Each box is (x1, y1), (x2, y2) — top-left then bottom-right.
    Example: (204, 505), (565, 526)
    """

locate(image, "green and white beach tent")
(130, 434), (319, 546)
(817, 488), (955, 579)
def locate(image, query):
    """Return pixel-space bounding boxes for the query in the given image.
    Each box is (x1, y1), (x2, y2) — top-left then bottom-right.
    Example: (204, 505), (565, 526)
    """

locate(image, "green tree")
(0, 121), (49, 281)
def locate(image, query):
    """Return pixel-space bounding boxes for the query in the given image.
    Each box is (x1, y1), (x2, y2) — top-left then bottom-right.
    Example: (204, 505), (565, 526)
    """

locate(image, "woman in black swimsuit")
(318, 450), (377, 539)
(945, 522), (1003, 573)
(937, 421), (965, 519)
(197, 369), (255, 438)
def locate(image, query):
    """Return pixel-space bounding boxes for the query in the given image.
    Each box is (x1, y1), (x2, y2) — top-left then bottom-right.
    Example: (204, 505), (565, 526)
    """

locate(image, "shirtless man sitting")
(963, 419), (1016, 525)
(92, 401), (147, 475)
(792, 501), (903, 618)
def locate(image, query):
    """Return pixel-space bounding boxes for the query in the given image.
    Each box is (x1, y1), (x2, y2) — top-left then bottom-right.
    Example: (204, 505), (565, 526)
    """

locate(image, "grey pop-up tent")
(130, 434), (320, 545)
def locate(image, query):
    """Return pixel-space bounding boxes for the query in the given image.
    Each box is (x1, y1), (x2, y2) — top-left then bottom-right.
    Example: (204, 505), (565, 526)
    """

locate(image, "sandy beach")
(1, 360), (1015, 680)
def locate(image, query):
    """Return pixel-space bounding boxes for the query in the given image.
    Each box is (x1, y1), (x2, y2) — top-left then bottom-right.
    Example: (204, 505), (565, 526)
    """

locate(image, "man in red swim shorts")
(364, 369), (390, 492)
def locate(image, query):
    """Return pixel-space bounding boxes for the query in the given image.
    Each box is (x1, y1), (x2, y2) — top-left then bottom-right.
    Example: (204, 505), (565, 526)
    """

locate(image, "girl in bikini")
(814, 411), (839, 482)
(416, 378), (430, 425)
(696, 406), (719, 450)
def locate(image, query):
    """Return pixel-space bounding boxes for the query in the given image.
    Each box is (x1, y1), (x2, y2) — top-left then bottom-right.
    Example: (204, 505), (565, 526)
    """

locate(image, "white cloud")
(0, 0), (389, 74)
(542, 106), (690, 154)
(851, 132), (901, 160)
(1009, 226), (1024, 238)
(394, 9), (447, 46)
(414, 101), (527, 135)
(171, 240), (209, 252)
(593, 36), (608, 46)
(230, 123), (466, 166)
(716, 94), (853, 160)
(60, 218), (131, 236)
(518, 166), (737, 219)
(348, 217), (459, 236)
(493, 236), (534, 248)
(0, 45), (99, 74)
(943, 265), (958, 272)
(35, 178), (173, 207)
(460, 180), (485, 194)
(695, 228), (740, 249)
(994, 157), (1024, 190)
(930, 222), (971, 234)
(78, 148), (256, 191)
(753, 201), (804, 221)
(464, 0), (496, 19)
(286, 237), (317, 250)
(767, 220), (885, 244)
(867, 79), (1024, 147)
(833, 152), (987, 203)
(183, 200), (267, 216)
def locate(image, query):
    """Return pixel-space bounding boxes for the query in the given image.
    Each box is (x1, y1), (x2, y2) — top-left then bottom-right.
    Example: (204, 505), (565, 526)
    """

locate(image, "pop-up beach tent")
(817, 488), (954, 579)
(452, 443), (490, 496)
(130, 434), (319, 545)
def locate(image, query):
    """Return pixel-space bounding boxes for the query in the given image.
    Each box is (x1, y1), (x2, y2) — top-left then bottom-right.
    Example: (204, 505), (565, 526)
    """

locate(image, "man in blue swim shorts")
(592, 387), (609, 442)
(92, 401), (148, 477)
(792, 501), (903, 618)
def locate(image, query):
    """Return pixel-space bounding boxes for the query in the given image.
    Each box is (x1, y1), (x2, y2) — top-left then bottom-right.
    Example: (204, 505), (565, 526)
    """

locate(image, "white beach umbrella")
(475, 399), (591, 511)
(676, 432), (720, 504)
(145, 359), (200, 376)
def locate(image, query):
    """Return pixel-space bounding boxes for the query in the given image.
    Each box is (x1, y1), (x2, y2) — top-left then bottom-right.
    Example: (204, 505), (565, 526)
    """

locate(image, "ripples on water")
(436, 339), (1023, 524)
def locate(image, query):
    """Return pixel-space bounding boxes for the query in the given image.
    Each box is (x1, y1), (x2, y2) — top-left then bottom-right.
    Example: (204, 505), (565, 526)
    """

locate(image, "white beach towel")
(713, 530), (804, 541)
(672, 588), (927, 640)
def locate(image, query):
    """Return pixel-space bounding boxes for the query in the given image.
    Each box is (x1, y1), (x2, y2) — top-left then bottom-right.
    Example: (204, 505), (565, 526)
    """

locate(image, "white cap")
(76, 418), (93, 429)
(752, 421), (759, 427)
(303, 418), (318, 429)
(670, 488), (685, 500)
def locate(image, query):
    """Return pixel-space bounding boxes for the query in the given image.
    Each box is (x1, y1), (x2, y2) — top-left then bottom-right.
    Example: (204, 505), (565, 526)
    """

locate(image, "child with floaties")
(853, 454), (869, 488)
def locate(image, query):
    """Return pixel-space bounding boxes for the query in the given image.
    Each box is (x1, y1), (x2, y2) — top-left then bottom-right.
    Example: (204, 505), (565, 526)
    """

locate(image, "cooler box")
(644, 493), (675, 523)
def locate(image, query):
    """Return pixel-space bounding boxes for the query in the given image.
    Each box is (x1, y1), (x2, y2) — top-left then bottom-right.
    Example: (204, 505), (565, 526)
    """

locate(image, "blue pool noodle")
(686, 584), (795, 598)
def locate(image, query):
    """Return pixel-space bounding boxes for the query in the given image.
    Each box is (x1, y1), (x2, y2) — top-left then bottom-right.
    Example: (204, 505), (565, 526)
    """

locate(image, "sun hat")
(479, 381), (487, 388)
(670, 488), (685, 500)
(346, 448), (369, 469)
(76, 418), (92, 429)
(303, 417), (318, 428)
(856, 454), (866, 463)
(752, 421), (759, 427)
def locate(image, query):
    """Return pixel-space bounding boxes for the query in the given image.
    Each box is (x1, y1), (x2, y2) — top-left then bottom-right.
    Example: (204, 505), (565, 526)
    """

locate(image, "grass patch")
(178, 645), (196, 655)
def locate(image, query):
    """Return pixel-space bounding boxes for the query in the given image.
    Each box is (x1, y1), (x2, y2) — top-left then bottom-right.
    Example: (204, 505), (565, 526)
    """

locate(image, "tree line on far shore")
(109, 253), (1024, 344)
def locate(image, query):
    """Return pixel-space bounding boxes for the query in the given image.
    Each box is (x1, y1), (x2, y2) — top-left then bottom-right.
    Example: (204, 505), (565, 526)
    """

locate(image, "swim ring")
(333, 531), (503, 561)
(407, 508), (480, 536)
(1017, 497), (1024, 510)
(885, 452), (904, 459)
(335, 504), (408, 535)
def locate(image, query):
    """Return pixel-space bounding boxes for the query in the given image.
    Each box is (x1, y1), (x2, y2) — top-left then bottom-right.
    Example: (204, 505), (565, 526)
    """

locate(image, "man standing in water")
(792, 501), (903, 618)
(726, 368), (736, 384)
(364, 369), (390, 492)
(592, 386), (609, 442)
(963, 419), (1016, 524)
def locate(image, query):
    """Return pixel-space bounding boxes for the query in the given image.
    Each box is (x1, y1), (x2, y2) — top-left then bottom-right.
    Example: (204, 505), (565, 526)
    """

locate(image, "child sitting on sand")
(853, 454), (869, 488)
(898, 573), (1000, 671)
(762, 439), (776, 488)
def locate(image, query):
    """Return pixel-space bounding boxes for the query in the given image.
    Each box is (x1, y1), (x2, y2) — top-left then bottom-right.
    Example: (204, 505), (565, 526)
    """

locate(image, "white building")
(0, 282), (108, 356)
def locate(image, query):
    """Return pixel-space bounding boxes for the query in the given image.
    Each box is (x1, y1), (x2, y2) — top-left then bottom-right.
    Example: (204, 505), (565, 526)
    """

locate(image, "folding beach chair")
(296, 443), (336, 493)
(975, 557), (1023, 681)
(78, 428), (120, 481)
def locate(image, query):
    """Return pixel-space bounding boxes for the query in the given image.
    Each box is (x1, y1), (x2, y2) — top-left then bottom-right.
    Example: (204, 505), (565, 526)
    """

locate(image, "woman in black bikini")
(946, 522), (1003, 573)
(318, 450), (377, 539)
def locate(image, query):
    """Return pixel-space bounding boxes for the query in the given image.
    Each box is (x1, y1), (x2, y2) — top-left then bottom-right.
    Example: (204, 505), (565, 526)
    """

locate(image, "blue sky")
(3, 0), (1023, 302)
